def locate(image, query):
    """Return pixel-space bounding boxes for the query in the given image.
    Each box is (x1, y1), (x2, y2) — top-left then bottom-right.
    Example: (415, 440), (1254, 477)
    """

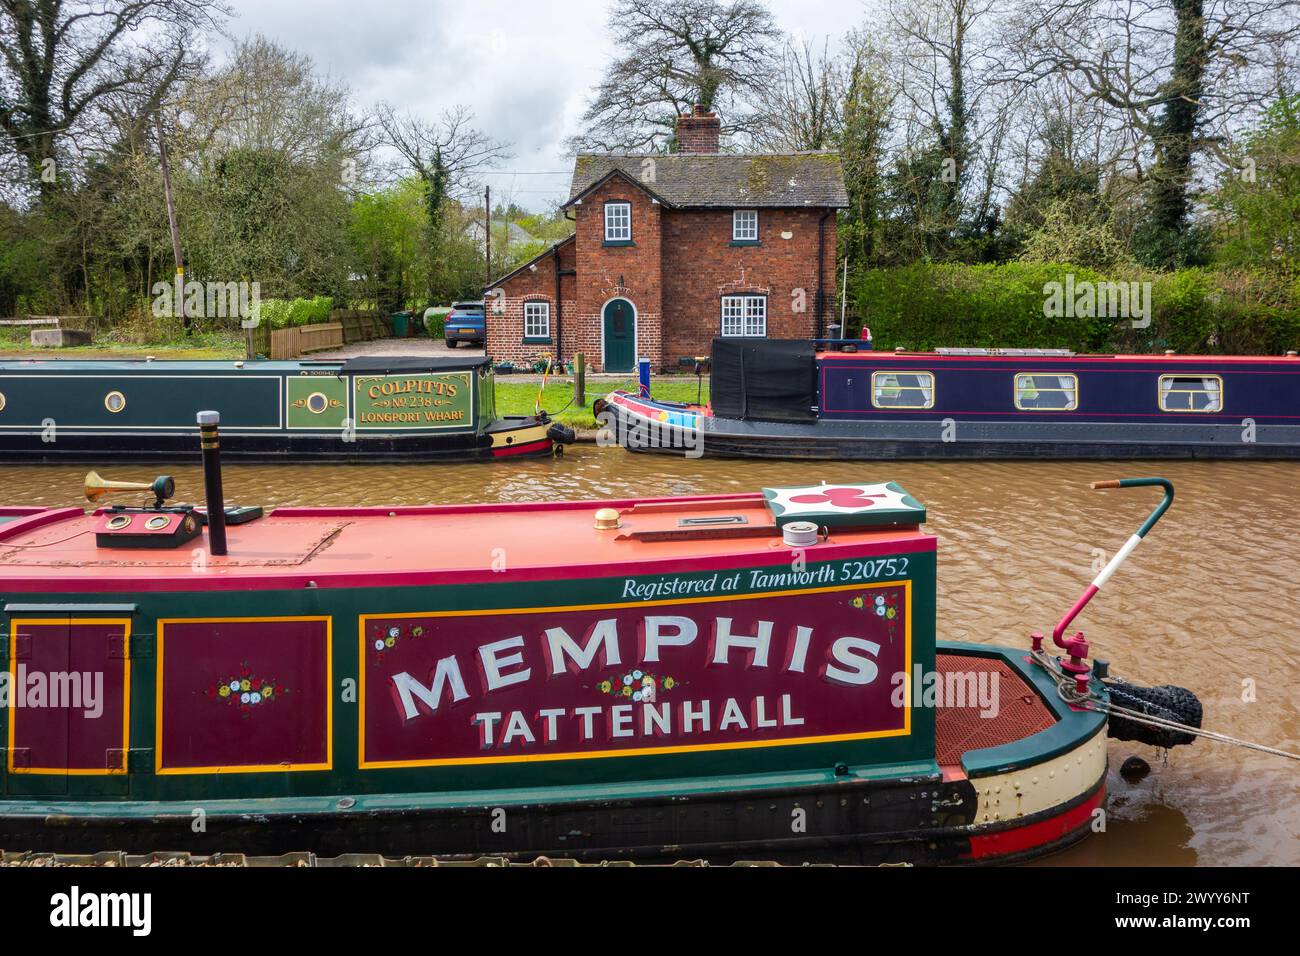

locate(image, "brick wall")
(490, 177), (839, 373)
(660, 207), (837, 370)
(570, 175), (663, 372)
(487, 239), (576, 368)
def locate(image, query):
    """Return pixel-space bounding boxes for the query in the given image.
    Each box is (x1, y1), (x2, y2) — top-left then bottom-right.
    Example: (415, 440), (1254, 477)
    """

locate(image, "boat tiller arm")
(1036, 477), (1175, 673)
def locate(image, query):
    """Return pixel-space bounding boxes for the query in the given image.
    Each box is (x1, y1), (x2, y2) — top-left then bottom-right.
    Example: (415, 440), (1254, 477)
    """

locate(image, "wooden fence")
(249, 310), (387, 360)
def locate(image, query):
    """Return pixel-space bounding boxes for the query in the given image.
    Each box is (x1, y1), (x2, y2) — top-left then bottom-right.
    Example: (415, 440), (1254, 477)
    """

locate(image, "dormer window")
(732, 209), (759, 243)
(604, 202), (632, 244)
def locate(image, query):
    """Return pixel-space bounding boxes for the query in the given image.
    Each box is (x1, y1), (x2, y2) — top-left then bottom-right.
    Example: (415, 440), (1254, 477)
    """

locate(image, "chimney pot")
(676, 105), (721, 154)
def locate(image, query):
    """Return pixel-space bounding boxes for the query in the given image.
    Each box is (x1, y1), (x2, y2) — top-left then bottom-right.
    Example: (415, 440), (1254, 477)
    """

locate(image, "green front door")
(602, 299), (635, 373)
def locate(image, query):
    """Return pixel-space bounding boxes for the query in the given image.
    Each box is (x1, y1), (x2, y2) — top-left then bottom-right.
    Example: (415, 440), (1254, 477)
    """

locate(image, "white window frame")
(604, 202), (631, 242)
(721, 295), (767, 337)
(1158, 374), (1224, 413)
(733, 209), (759, 242)
(523, 301), (551, 340)
(871, 371), (936, 410)
(1014, 372), (1079, 411)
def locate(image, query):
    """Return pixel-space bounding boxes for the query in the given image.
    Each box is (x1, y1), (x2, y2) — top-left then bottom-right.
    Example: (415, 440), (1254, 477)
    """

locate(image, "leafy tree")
(1211, 95), (1300, 273)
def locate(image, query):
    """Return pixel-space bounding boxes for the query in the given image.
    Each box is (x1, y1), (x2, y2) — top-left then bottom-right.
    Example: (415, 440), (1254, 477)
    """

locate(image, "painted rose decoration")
(205, 663), (288, 716)
(371, 622), (425, 660)
(598, 669), (676, 702)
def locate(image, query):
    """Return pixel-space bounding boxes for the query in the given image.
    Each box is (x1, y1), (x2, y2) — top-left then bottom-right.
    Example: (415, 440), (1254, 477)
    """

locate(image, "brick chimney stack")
(676, 105), (721, 154)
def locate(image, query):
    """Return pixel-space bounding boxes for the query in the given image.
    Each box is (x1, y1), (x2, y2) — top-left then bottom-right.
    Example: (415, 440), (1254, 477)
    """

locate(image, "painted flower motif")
(851, 596), (864, 608)
(875, 606), (886, 617)
(388, 627), (400, 639)
(374, 639), (385, 651)
(210, 663), (286, 715)
(886, 607), (896, 620)
(384, 636), (396, 648)
(874, 596), (885, 607)
(602, 671), (675, 699)
(411, 626), (424, 637)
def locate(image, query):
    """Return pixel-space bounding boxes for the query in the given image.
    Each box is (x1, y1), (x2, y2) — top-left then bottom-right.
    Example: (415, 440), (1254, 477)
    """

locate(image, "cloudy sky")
(223, 0), (869, 209)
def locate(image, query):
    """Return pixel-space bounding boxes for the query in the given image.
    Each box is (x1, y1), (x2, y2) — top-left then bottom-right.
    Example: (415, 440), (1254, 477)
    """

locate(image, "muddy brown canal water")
(1, 448), (1297, 866)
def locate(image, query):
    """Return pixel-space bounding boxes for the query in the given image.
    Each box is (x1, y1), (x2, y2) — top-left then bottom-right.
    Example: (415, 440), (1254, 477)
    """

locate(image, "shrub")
(259, 295), (334, 329)
(852, 263), (1299, 355)
(423, 307), (449, 337)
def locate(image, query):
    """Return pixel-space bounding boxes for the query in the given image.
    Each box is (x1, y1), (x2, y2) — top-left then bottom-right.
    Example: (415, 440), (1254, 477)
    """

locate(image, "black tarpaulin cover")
(709, 338), (816, 422)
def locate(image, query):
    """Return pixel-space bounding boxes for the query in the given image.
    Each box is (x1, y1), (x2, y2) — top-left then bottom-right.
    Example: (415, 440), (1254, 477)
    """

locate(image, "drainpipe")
(554, 253), (563, 367)
(815, 211), (833, 340)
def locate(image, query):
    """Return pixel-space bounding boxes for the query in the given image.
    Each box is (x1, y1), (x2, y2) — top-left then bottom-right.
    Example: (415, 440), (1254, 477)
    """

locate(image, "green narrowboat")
(0, 356), (573, 463)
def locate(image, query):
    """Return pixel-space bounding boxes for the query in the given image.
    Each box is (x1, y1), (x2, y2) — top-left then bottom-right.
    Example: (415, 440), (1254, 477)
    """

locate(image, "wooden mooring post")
(575, 352), (586, 407)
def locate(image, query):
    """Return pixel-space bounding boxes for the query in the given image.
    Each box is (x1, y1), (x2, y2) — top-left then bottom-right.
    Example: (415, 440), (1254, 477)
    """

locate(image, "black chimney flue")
(197, 410), (228, 556)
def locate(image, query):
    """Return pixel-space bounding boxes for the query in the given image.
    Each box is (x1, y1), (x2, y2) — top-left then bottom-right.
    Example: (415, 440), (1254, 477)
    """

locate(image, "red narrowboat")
(0, 445), (1197, 862)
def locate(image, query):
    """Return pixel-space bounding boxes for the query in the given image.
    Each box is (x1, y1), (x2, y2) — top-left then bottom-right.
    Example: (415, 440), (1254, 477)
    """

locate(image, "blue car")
(444, 300), (485, 348)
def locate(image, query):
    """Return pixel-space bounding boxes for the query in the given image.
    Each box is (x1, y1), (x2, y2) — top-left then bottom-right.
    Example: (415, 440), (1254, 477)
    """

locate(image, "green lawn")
(494, 377), (709, 430)
(0, 328), (243, 360)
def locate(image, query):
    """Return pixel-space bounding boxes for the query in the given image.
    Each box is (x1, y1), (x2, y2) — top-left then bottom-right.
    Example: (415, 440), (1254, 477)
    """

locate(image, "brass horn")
(84, 471), (175, 506)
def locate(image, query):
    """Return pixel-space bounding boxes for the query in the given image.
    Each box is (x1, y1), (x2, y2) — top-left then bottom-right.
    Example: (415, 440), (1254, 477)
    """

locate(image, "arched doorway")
(602, 298), (636, 373)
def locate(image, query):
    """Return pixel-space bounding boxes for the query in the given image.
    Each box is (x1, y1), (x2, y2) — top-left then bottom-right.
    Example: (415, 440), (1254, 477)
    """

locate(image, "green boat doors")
(602, 299), (635, 373)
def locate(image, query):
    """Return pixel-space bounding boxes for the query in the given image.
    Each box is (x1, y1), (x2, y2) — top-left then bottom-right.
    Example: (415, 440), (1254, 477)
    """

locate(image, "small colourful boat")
(0, 425), (1197, 862)
(599, 339), (1300, 460)
(0, 355), (573, 463)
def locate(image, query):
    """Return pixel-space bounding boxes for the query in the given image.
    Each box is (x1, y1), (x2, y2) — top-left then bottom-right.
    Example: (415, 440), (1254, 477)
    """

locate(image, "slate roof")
(567, 152), (849, 209)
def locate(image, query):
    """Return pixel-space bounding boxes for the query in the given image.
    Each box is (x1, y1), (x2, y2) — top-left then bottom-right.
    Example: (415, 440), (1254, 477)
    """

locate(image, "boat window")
(1159, 375), (1223, 412)
(871, 371), (935, 409)
(1015, 373), (1078, 410)
(104, 390), (126, 413)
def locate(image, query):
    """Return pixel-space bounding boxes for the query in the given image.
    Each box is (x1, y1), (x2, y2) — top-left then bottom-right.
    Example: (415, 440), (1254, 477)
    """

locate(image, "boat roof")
(817, 349), (1300, 364)
(0, 489), (933, 593)
(0, 356), (490, 374)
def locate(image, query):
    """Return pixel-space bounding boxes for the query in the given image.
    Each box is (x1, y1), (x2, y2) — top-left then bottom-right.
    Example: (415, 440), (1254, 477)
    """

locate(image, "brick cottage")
(484, 107), (849, 373)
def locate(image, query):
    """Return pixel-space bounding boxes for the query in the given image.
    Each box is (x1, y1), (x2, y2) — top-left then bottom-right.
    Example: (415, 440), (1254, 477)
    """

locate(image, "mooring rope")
(1029, 650), (1300, 762)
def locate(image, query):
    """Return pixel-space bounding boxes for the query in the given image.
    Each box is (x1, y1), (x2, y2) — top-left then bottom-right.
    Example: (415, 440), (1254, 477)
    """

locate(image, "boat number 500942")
(839, 558), (909, 582)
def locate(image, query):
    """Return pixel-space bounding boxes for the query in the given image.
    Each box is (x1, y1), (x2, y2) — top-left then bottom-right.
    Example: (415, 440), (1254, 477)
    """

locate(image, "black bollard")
(197, 410), (228, 556)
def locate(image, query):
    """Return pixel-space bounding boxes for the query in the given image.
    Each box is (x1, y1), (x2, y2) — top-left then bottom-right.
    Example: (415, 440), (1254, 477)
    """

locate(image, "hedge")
(258, 295), (335, 330)
(851, 264), (1300, 355)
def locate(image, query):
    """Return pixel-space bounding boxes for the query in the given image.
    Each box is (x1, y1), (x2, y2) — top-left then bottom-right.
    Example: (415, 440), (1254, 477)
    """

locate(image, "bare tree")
(1005, 0), (1300, 256)
(181, 35), (373, 173)
(751, 37), (846, 152)
(378, 104), (509, 199)
(0, 0), (231, 194)
(567, 0), (783, 152)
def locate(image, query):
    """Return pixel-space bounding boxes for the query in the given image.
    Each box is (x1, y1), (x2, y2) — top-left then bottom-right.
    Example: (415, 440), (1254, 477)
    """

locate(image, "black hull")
(606, 400), (1300, 461)
(0, 774), (1104, 866)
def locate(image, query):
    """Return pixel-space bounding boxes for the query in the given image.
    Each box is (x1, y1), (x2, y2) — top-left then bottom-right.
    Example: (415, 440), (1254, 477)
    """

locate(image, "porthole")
(145, 515), (171, 530)
(104, 390), (126, 413)
(106, 514), (132, 530)
(0, 391), (6, 412)
(306, 391), (330, 414)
